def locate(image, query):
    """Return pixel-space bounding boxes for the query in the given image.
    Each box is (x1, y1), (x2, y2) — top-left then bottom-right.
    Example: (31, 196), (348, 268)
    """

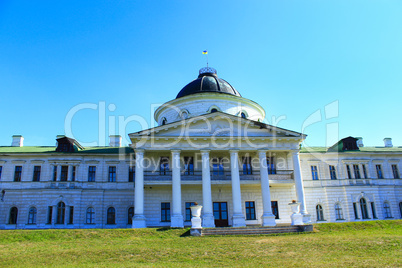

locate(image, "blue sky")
(0, 1), (401, 147)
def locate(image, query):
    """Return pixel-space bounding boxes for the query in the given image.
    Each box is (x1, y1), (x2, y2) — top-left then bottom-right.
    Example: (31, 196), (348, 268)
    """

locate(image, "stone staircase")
(199, 224), (313, 236)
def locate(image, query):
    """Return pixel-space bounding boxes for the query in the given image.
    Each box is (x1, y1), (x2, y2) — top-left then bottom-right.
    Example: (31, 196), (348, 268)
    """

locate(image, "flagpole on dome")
(202, 50), (208, 67)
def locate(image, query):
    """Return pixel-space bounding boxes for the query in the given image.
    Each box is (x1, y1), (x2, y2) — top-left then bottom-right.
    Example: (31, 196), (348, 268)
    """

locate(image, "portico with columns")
(130, 67), (310, 228)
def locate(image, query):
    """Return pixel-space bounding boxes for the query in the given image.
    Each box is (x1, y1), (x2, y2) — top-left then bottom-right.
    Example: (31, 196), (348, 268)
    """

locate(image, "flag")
(202, 50), (208, 54)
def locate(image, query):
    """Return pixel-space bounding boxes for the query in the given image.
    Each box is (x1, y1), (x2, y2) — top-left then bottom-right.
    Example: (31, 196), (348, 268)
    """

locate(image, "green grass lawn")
(0, 220), (401, 267)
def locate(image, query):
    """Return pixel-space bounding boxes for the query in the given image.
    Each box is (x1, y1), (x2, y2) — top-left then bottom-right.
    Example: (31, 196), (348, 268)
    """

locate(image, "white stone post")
(201, 150), (215, 227)
(292, 150), (311, 223)
(258, 150), (276, 226)
(230, 150), (246, 227)
(171, 150), (184, 228)
(133, 149), (146, 228)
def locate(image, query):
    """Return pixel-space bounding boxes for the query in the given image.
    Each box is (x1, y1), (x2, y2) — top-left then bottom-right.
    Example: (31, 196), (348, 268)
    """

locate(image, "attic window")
(241, 112), (247, 119)
(211, 108), (218, 113)
(162, 118), (167, 125)
(56, 137), (84, 152)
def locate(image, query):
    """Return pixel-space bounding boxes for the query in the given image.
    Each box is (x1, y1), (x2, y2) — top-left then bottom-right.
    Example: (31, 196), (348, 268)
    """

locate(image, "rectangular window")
(14, 166), (22, 182)
(161, 202), (171, 222)
(184, 157), (194, 175)
(311, 166), (318, 180)
(245, 201), (256, 220)
(242, 157), (252, 175)
(60, 166), (68, 181)
(267, 157), (276, 174)
(353, 203), (359, 219)
(392, 164), (400, 179)
(88, 166), (96, 182)
(212, 158), (224, 175)
(69, 206), (74, 224)
(71, 166), (76, 181)
(160, 157), (170, 175)
(129, 166), (135, 182)
(371, 202), (377, 219)
(346, 165), (352, 179)
(47, 206), (53, 224)
(185, 202), (195, 221)
(329, 165), (337, 180)
(108, 166), (116, 182)
(353, 164), (361, 179)
(33, 166), (41, 182)
(376, 165), (383, 179)
(271, 201), (279, 219)
(53, 166), (57, 181)
(0, 166), (2, 180)
(362, 165), (368, 179)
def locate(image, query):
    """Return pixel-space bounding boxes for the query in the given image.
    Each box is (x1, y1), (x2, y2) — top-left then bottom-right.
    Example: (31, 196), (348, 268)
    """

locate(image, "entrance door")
(213, 202), (228, 227)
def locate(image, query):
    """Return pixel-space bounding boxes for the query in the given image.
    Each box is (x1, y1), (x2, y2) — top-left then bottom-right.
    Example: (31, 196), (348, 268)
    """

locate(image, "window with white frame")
(86, 207), (95, 224)
(359, 198), (369, 219)
(362, 164), (368, 179)
(383, 202), (392, 218)
(376, 165), (383, 179)
(28, 207), (37, 224)
(108, 166), (116, 182)
(353, 165), (361, 179)
(311, 166), (319, 180)
(316, 205), (324, 221)
(346, 165), (352, 179)
(391, 164), (400, 179)
(335, 203), (343, 220)
(329, 165), (337, 180)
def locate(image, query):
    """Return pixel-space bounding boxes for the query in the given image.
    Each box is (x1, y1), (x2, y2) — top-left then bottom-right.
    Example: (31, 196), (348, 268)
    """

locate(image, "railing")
(0, 170), (296, 189)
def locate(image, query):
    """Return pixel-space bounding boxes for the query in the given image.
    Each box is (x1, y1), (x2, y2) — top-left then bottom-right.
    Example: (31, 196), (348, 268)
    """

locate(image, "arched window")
(316, 205), (324, 221)
(359, 198), (369, 219)
(210, 108), (218, 113)
(28, 207), (37, 224)
(9, 207), (18, 224)
(241, 112), (247, 119)
(335, 203), (343, 220)
(56, 202), (66, 224)
(86, 207), (95, 224)
(383, 202), (392, 218)
(161, 118), (167, 125)
(107, 207), (116, 224)
(128, 207), (134, 224)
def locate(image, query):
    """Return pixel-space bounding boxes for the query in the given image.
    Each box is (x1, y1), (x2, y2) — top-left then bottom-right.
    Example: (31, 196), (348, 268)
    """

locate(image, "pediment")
(129, 112), (303, 139)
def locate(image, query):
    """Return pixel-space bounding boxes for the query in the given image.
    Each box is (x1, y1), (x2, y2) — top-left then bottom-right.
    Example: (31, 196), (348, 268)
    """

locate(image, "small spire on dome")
(199, 67), (217, 75)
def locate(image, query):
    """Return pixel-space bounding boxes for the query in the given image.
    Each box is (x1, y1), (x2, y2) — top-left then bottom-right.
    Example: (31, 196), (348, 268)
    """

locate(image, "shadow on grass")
(156, 227), (170, 232)
(180, 230), (191, 237)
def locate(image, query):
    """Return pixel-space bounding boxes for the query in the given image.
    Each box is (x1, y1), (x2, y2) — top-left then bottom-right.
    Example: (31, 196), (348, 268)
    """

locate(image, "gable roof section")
(129, 111), (305, 139)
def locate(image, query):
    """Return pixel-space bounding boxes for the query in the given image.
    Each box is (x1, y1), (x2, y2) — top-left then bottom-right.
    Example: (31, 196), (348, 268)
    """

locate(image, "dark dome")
(176, 67), (241, 99)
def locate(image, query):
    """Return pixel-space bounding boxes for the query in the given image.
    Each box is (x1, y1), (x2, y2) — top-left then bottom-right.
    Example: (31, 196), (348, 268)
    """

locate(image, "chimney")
(11, 135), (24, 147)
(384, 138), (393, 147)
(356, 137), (364, 147)
(109, 135), (122, 147)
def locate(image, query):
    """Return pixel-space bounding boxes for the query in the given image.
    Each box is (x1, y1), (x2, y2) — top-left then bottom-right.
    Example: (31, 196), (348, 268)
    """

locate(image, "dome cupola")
(176, 67), (241, 99)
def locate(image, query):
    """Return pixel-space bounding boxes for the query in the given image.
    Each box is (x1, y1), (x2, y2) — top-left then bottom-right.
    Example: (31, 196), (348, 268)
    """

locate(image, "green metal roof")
(0, 146), (133, 155)
(301, 146), (402, 154)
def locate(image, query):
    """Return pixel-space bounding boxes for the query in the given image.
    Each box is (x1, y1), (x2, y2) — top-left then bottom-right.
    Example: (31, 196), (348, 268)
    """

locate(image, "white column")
(171, 150), (184, 227)
(292, 150), (310, 223)
(201, 150), (215, 227)
(133, 149), (146, 228)
(67, 165), (72, 181)
(258, 150), (276, 226)
(230, 150), (246, 227)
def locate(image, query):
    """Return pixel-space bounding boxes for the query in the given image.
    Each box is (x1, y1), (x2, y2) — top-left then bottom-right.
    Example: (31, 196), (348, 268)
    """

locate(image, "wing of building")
(0, 67), (401, 229)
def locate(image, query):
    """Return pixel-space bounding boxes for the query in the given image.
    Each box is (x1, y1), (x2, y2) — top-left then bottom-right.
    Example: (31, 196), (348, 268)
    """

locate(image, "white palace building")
(0, 67), (401, 229)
